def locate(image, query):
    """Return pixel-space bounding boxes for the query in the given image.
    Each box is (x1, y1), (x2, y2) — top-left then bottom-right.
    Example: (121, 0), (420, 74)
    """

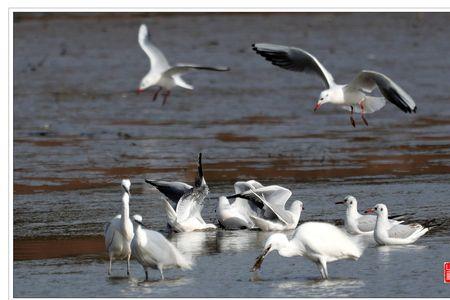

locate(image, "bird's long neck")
(121, 194), (133, 240)
(374, 213), (389, 235)
(346, 205), (360, 219)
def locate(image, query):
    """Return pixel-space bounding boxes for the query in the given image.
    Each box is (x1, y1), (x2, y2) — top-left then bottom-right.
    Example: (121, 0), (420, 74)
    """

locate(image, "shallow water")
(13, 12), (450, 297)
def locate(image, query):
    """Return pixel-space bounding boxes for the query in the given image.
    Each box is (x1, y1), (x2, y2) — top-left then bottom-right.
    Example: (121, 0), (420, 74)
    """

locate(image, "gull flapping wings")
(145, 180), (192, 204)
(163, 64), (230, 77)
(176, 153), (209, 223)
(231, 180), (264, 213)
(229, 185), (293, 225)
(346, 70), (417, 113)
(252, 43), (335, 89)
(138, 24), (170, 73)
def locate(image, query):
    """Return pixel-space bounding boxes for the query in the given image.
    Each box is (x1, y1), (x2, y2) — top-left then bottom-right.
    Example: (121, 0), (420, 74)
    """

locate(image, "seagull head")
(314, 90), (331, 112)
(335, 195), (357, 208)
(121, 179), (131, 195)
(364, 203), (388, 218)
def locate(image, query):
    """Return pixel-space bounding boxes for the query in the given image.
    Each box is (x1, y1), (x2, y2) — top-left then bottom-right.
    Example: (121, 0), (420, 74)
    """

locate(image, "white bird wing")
(175, 187), (208, 223)
(163, 64), (229, 77)
(388, 223), (423, 239)
(355, 214), (376, 232)
(342, 96), (386, 114)
(252, 43), (335, 89)
(104, 215), (122, 250)
(141, 229), (191, 268)
(232, 181), (260, 214)
(345, 70), (416, 113)
(138, 24), (170, 73)
(250, 185), (293, 225)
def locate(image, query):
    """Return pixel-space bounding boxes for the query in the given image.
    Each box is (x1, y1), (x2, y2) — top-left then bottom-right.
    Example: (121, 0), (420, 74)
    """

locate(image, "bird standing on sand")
(104, 179), (133, 276)
(137, 24), (230, 105)
(252, 43), (417, 127)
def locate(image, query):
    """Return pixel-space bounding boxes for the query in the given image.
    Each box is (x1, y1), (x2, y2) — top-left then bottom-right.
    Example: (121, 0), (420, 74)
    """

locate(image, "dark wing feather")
(252, 43), (335, 89)
(347, 70), (417, 113)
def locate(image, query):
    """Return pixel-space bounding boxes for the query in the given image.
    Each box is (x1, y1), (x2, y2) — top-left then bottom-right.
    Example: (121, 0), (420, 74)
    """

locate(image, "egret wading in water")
(104, 179), (133, 276)
(252, 222), (366, 279)
(145, 153), (216, 232)
(137, 24), (230, 105)
(130, 215), (193, 281)
(252, 43), (417, 127)
(365, 204), (429, 245)
(335, 195), (406, 235)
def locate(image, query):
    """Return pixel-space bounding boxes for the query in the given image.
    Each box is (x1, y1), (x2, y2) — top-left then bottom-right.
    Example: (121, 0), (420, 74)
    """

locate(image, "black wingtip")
(413, 106), (417, 113)
(195, 152), (204, 187)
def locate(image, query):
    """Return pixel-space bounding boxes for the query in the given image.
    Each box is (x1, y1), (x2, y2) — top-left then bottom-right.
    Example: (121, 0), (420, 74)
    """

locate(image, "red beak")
(364, 208), (375, 214)
(136, 88), (143, 95)
(314, 103), (321, 112)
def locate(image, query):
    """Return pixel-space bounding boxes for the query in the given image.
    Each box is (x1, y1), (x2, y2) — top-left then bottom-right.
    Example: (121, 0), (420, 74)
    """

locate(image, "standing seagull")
(252, 222), (366, 279)
(145, 153), (216, 232)
(365, 204), (429, 245)
(252, 43), (417, 126)
(131, 215), (193, 280)
(137, 24), (230, 105)
(104, 179), (133, 276)
(228, 185), (303, 231)
(335, 195), (405, 235)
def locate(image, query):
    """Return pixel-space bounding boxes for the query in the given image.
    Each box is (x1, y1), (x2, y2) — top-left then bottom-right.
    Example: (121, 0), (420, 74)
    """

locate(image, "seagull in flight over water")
(252, 43), (417, 127)
(137, 24), (230, 105)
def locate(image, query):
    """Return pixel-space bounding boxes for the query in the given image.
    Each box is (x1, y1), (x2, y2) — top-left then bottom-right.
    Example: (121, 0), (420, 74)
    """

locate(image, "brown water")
(13, 12), (450, 297)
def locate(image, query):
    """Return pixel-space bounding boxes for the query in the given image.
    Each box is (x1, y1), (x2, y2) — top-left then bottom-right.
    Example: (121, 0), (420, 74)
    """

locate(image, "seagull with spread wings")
(137, 24), (230, 105)
(228, 185), (303, 231)
(145, 153), (216, 232)
(252, 43), (417, 127)
(217, 180), (264, 230)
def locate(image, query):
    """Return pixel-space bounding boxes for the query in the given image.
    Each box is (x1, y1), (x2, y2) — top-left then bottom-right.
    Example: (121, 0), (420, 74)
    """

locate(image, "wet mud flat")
(13, 12), (450, 297)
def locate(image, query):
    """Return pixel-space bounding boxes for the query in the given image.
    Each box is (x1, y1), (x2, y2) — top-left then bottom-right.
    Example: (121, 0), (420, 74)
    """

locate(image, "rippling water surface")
(13, 12), (450, 297)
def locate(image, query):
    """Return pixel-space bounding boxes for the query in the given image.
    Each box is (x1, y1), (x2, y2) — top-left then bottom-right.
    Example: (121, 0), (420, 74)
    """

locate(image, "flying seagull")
(252, 43), (417, 127)
(137, 24), (230, 105)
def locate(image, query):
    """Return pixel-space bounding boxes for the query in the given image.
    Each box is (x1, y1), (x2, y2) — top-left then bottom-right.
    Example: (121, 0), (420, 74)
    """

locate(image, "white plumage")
(104, 179), (133, 276)
(366, 204), (429, 245)
(336, 195), (403, 235)
(228, 184), (303, 231)
(252, 222), (366, 279)
(130, 215), (193, 280)
(137, 24), (229, 105)
(252, 43), (417, 127)
(217, 180), (263, 229)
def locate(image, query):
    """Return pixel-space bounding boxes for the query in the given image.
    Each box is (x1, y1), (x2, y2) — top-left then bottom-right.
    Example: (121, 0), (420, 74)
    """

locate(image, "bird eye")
(320, 97), (323, 100)
(380, 208), (383, 211)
